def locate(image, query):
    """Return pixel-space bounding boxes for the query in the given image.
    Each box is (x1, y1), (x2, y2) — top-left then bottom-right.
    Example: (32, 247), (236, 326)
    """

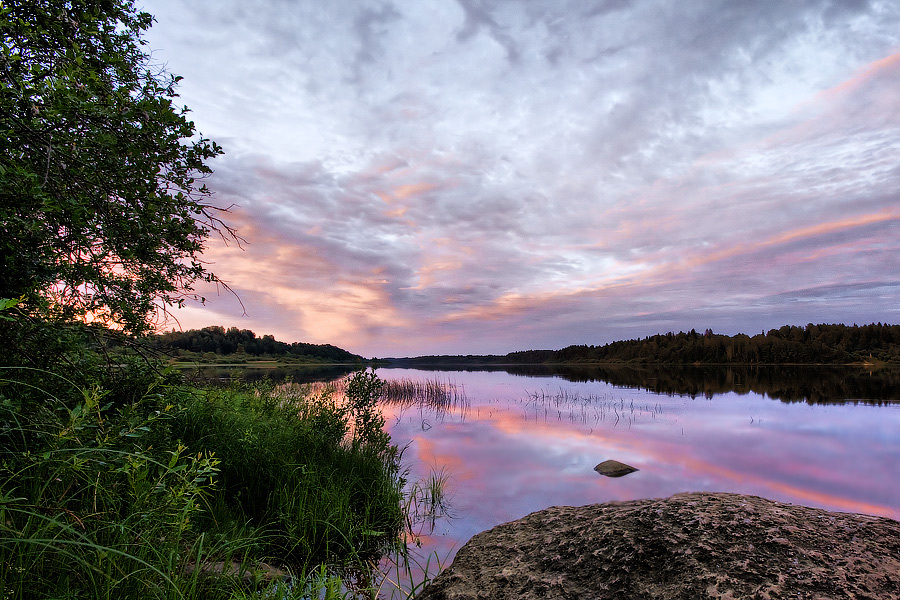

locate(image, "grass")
(0, 365), (417, 599)
(371, 465), (453, 600)
(380, 377), (469, 415)
(173, 378), (405, 568)
(523, 388), (664, 428)
(0, 367), (225, 599)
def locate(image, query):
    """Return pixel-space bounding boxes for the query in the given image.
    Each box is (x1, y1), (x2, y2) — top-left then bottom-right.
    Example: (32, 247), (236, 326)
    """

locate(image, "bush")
(173, 372), (405, 568)
(0, 364), (406, 598)
(0, 368), (225, 599)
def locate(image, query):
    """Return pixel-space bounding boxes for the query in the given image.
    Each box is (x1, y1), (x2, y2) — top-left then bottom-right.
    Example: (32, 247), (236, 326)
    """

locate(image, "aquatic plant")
(380, 377), (469, 413)
(524, 388), (663, 428)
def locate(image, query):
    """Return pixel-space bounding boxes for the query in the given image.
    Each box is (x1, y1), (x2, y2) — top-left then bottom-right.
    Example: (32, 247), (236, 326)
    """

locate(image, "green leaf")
(0, 297), (21, 311)
(0, 0), (233, 335)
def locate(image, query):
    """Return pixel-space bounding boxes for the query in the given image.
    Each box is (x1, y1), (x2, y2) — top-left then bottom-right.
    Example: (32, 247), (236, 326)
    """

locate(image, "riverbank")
(168, 358), (366, 368)
(0, 366), (406, 599)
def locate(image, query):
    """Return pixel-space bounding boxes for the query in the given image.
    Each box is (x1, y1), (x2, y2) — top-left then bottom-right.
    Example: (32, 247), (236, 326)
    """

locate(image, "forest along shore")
(385, 323), (900, 367)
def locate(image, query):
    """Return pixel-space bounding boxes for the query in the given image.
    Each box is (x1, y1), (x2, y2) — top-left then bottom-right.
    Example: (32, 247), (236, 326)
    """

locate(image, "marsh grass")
(380, 377), (466, 410)
(523, 388), (664, 428)
(0, 367), (409, 599)
(402, 467), (453, 545)
(375, 547), (447, 600)
(375, 377), (460, 599)
(371, 465), (453, 600)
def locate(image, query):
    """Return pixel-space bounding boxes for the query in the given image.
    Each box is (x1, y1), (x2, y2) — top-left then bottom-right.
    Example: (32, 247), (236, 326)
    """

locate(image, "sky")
(139, 0), (900, 358)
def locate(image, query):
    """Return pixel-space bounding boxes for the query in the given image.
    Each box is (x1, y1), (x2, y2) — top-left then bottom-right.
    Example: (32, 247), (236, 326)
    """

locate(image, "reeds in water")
(380, 377), (468, 413)
(523, 388), (664, 429)
(373, 464), (453, 600)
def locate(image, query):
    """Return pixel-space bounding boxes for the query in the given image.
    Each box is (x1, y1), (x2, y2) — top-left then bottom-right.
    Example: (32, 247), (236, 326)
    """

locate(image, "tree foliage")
(548, 363), (900, 405)
(148, 325), (364, 363)
(505, 323), (900, 365)
(0, 0), (231, 335)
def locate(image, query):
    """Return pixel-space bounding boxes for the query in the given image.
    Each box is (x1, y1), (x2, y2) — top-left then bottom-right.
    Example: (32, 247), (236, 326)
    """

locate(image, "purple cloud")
(141, 0), (900, 355)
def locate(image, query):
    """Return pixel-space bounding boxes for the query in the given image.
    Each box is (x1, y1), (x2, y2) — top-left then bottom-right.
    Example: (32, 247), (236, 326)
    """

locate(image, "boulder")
(416, 492), (900, 600)
(594, 459), (638, 477)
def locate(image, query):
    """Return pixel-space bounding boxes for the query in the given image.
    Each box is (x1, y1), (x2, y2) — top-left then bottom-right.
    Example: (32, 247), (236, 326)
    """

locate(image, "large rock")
(416, 492), (900, 600)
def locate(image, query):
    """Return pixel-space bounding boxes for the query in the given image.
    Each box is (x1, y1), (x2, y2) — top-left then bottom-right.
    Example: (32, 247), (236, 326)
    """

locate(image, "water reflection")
(178, 363), (358, 385)
(377, 367), (900, 591)
(543, 364), (900, 404)
(382, 363), (900, 404)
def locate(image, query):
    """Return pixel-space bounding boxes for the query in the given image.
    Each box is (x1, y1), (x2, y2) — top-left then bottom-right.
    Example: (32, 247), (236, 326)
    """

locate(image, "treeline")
(148, 326), (363, 362)
(383, 354), (507, 367)
(506, 323), (900, 365)
(537, 364), (900, 405)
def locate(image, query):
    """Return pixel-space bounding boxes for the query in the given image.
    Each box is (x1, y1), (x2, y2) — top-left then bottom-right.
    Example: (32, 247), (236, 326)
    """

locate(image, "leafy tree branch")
(1, 0), (238, 336)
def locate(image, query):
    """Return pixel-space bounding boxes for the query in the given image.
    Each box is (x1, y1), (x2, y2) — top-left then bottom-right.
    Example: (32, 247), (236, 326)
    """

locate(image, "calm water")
(375, 367), (900, 584)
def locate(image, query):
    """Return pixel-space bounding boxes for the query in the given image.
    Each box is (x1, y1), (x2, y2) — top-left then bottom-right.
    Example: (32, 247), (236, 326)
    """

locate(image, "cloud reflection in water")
(379, 367), (900, 573)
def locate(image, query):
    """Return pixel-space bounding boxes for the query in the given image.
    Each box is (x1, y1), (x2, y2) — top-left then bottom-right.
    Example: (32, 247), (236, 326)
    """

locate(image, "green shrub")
(0, 369), (226, 599)
(173, 371), (405, 569)
(1, 365), (407, 599)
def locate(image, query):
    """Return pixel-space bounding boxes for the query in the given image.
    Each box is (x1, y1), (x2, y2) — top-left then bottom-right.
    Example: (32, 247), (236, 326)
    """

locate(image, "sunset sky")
(140, 0), (900, 357)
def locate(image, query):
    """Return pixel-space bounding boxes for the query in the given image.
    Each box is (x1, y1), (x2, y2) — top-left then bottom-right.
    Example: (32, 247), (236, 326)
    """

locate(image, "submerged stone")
(594, 459), (638, 477)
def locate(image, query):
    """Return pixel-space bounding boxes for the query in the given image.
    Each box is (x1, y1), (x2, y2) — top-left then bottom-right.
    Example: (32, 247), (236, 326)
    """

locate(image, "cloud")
(141, 0), (900, 355)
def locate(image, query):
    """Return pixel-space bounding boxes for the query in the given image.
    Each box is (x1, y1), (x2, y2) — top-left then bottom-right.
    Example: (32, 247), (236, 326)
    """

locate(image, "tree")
(0, 0), (234, 335)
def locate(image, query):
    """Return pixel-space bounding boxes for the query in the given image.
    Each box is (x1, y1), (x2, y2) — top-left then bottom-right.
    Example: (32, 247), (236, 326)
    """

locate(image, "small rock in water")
(594, 459), (638, 477)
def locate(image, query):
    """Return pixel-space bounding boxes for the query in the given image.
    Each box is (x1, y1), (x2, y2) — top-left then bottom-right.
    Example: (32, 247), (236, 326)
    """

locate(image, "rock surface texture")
(416, 492), (900, 600)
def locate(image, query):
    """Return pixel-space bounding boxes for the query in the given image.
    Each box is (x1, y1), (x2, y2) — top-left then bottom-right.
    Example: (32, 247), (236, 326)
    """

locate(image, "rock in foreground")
(416, 492), (900, 600)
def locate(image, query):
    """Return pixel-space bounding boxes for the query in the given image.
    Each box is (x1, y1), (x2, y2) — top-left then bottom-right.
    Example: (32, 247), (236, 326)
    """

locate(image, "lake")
(373, 366), (900, 592)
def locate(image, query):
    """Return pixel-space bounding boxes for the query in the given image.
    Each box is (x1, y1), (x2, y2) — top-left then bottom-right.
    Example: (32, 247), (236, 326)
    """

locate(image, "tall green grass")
(173, 375), (405, 570)
(0, 366), (408, 599)
(0, 366), (230, 599)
